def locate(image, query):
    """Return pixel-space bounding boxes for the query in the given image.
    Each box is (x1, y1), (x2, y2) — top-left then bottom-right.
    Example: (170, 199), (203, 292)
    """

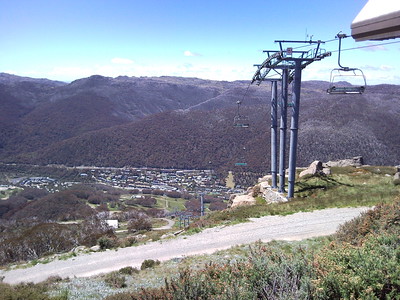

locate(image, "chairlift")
(327, 33), (366, 95)
(233, 115), (250, 128)
(327, 68), (366, 94)
(233, 101), (250, 128)
(234, 147), (248, 167)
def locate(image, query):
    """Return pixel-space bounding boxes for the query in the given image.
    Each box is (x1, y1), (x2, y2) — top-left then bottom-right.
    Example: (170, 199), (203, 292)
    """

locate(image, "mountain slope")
(1, 74), (399, 171)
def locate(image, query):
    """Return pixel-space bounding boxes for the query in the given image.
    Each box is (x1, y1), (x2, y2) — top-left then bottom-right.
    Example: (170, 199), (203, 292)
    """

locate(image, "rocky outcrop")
(394, 168), (400, 185)
(299, 160), (331, 179)
(228, 193), (256, 208)
(257, 175), (288, 204)
(299, 161), (323, 178)
(325, 156), (364, 167)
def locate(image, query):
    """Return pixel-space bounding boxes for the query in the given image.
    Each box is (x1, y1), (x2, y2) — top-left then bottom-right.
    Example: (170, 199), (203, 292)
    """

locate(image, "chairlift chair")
(233, 100), (250, 128)
(234, 147), (248, 167)
(327, 32), (367, 95)
(233, 115), (250, 128)
(327, 67), (366, 94)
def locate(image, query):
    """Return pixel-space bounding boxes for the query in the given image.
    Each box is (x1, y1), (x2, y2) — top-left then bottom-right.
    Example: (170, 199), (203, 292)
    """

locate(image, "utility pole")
(200, 193), (204, 216)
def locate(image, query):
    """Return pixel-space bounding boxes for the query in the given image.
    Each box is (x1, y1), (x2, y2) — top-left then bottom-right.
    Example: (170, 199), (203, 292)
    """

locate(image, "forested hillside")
(1, 73), (399, 171)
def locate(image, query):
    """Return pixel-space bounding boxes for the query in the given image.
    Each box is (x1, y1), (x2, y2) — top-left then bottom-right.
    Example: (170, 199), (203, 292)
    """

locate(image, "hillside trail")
(0, 206), (370, 284)
(153, 218), (175, 230)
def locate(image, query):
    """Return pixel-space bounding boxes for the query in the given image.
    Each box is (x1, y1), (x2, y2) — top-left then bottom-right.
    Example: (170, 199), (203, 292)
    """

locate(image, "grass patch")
(151, 218), (168, 228)
(192, 167), (400, 229)
(154, 196), (186, 211)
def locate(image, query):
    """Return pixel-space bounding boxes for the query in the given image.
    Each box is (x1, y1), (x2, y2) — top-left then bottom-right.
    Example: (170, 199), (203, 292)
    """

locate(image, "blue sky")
(1, 0), (399, 84)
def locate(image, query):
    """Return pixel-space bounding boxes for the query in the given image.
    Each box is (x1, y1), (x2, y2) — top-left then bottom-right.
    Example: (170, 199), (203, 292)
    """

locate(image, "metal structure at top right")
(327, 33), (367, 95)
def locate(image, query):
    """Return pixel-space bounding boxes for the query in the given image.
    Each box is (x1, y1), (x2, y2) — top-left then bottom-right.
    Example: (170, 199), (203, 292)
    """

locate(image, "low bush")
(335, 200), (400, 245)
(0, 282), (67, 300)
(0, 217), (114, 265)
(208, 201), (227, 211)
(107, 243), (313, 299)
(118, 266), (139, 275)
(104, 202), (400, 300)
(118, 236), (137, 248)
(104, 272), (127, 288)
(313, 234), (400, 299)
(140, 259), (160, 270)
(98, 236), (117, 250)
(127, 213), (152, 232)
(133, 196), (157, 208)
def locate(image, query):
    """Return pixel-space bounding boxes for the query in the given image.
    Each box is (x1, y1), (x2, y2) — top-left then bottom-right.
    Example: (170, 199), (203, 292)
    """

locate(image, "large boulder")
(299, 160), (325, 178)
(394, 172), (400, 185)
(228, 194), (256, 208)
(325, 156), (364, 167)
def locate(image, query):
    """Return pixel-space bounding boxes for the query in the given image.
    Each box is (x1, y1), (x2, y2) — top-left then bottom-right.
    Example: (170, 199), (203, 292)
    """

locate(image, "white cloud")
(380, 64), (394, 71)
(362, 43), (387, 52)
(183, 50), (201, 57)
(48, 66), (94, 80)
(111, 57), (134, 64)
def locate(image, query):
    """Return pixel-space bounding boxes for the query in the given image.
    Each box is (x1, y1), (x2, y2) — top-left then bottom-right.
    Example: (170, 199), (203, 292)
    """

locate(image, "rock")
(322, 168), (332, 176)
(299, 160), (324, 178)
(73, 246), (87, 253)
(228, 194), (256, 208)
(262, 188), (288, 204)
(160, 233), (174, 239)
(259, 181), (271, 193)
(325, 156), (364, 167)
(394, 173), (400, 185)
(90, 245), (101, 252)
(258, 175), (272, 183)
(135, 234), (147, 240)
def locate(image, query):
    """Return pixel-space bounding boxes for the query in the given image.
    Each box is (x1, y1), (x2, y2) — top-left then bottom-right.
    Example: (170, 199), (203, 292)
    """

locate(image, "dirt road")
(0, 206), (369, 284)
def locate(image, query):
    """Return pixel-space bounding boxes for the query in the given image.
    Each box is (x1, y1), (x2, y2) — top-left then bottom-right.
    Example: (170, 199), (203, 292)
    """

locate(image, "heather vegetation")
(5, 200), (391, 300)
(3, 209), (399, 300)
(0, 185), (164, 266)
(0, 181), (229, 267)
(102, 201), (400, 299)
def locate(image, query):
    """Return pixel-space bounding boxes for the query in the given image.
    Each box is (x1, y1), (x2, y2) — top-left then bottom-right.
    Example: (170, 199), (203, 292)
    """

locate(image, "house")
(106, 219), (119, 229)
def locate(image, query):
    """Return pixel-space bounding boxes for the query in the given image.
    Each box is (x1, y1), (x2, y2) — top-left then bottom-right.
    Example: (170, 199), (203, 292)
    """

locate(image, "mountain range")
(1, 72), (399, 173)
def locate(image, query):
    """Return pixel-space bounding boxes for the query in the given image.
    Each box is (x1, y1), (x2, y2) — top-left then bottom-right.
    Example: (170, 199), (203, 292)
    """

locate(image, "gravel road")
(0, 206), (370, 284)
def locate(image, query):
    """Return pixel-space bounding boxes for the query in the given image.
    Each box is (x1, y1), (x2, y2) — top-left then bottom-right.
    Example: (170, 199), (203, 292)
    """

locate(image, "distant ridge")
(0, 73), (399, 171)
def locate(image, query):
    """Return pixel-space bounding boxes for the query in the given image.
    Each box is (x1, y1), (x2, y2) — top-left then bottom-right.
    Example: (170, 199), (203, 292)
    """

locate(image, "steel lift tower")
(252, 40), (330, 198)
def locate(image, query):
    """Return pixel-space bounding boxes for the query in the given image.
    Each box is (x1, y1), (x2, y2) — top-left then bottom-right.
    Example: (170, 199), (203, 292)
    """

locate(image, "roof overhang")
(351, 0), (400, 41)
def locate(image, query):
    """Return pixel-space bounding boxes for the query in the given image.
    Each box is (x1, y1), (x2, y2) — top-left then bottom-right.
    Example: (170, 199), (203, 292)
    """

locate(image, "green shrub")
(127, 214), (152, 232)
(118, 236), (137, 248)
(0, 282), (66, 300)
(335, 201), (400, 245)
(313, 234), (400, 299)
(140, 259), (160, 270)
(118, 266), (139, 275)
(98, 236), (116, 250)
(108, 243), (313, 299)
(104, 272), (127, 288)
